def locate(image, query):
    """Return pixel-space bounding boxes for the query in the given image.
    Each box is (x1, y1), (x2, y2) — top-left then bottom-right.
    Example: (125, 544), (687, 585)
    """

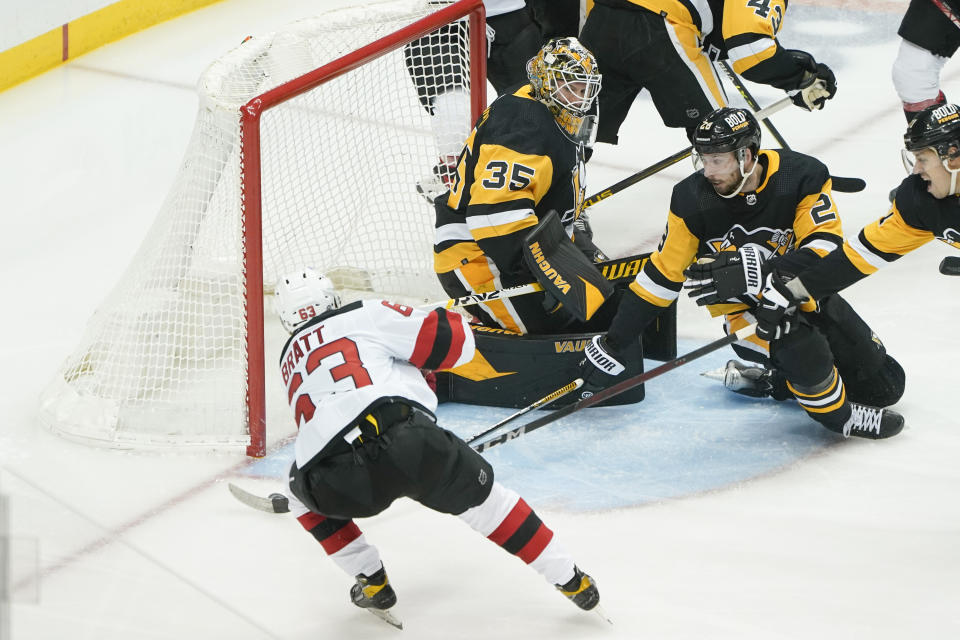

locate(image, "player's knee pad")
(843, 354), (906, 408)
(769, 323), (834, 389)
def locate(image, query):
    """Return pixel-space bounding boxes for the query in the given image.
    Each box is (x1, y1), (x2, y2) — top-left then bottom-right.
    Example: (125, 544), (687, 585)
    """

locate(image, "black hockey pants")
(289, 404), (494, 520)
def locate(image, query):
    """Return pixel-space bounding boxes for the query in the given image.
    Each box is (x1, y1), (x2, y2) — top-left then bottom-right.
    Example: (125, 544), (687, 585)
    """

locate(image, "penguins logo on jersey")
(710, 224), (794, 256)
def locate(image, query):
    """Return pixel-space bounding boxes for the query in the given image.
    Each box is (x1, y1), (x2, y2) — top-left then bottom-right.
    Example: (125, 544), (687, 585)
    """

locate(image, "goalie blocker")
(435, 253), (677, 409)
(522, 210), (615, 322)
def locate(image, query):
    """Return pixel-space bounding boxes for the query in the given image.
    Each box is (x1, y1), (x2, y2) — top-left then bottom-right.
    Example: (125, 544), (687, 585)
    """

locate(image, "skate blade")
(367, 607), (403, 630)
(591, 603), (613, 625)
(700, 366), (727, 382)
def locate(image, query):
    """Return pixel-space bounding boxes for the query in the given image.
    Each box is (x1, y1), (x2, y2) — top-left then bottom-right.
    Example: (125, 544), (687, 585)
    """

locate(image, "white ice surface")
(1, 0), (958, 638)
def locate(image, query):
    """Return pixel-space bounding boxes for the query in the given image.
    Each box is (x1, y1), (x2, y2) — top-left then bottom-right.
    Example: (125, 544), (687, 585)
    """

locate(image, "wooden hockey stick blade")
(939, 256), (960, 275)
(472, 324), (757, 453)
(466, 378), (584, 445)
(583, 97), (794, 210)
(425, 282), (544, 310)
(228, 483), (290, 513)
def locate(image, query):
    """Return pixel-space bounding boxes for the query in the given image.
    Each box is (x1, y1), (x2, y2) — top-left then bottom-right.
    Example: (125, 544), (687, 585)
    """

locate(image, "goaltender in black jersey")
(433, 36), (607, 335)
(579, 107), (906, 440)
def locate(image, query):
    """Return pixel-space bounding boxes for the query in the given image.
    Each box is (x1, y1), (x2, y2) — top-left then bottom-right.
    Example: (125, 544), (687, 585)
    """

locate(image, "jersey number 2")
(810, 193), (837, 224)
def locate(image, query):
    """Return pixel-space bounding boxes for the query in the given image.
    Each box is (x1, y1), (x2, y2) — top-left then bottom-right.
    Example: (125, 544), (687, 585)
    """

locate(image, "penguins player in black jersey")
(432, 36), (608, 335)
(579, 0), (837, 144)
(578, 107), (906, 440)
(753, 103), (960, 346)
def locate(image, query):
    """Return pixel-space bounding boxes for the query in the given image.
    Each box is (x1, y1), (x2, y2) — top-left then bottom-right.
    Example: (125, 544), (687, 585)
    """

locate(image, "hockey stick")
(228, 483), (290, 513)
(427, 282), (543, 310)
(582, 97), (794, 210)
(230, 327), (754, 511)
(229, 379), (583, 514)
(940, 255), (960, 275)
(472, 324), (757, 452)
(718, 61), (867, 194)
(465, 378), (584, 445)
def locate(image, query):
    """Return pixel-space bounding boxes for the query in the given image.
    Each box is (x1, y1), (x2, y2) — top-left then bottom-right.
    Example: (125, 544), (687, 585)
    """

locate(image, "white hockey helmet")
(273, 268), (341, 333)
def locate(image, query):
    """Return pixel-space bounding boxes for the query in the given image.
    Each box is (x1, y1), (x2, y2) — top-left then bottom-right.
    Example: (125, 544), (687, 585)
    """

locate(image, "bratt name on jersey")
(528, 241), (572, 293)
(280, 325), (325, 384)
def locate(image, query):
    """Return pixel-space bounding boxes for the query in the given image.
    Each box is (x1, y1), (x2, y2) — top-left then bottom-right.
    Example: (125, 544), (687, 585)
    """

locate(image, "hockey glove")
(578, 335), (626, 400)
(683, 246), (766, 306)
(786, 50), (837, 111)
(755, 270), (808, 341)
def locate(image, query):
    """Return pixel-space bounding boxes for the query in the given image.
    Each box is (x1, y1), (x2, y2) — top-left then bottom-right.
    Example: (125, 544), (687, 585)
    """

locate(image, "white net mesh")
(40, 0), (480, 451)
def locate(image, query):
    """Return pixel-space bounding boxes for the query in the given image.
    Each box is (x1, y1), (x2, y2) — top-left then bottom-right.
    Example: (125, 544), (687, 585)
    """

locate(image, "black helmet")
(904, 103), (960, 158)
(693, 107), (761, 155)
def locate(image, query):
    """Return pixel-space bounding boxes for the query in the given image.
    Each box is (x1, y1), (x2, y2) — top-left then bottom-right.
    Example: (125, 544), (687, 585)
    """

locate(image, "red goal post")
(40, 0), (487, 457)
(242, 0), (487, 455)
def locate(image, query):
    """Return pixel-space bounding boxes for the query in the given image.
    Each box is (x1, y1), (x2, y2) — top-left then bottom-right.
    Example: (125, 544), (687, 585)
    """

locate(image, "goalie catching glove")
(578, 335), (626, 400)
(683, 245), (766, 306)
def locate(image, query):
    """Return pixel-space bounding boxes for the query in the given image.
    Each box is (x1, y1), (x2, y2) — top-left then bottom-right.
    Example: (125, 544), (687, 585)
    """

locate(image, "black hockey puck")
(939, 256), (960, 276)
(269, 493), (291, 513)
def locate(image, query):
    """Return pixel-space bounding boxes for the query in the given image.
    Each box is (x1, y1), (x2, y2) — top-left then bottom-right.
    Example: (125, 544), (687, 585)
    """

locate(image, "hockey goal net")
(39, 0), (487, 456)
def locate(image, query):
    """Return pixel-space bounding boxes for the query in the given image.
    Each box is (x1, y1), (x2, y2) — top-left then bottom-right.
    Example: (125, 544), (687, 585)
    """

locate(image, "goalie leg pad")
(436, 326), (645, 409)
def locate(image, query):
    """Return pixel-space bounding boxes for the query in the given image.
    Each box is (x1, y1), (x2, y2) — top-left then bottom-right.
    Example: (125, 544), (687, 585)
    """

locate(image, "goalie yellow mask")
(527, 37), (602, 145)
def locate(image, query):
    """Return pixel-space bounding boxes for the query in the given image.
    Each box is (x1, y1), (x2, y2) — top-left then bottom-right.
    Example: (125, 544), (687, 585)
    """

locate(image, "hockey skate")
(842, 403), (904, 439)
(557, 566), (600, 611)
(350, 566), (402, 629)
(557, 566), (611, 623)
(702, 359), (775, 398)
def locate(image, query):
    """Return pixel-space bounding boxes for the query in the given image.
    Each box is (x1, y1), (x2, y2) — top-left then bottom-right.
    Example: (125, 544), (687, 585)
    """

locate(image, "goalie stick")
(940, 256), (960, 275)
(718, 61), (867, 194)
(472, 324), (758, 452)
(428, 282), (543, 310)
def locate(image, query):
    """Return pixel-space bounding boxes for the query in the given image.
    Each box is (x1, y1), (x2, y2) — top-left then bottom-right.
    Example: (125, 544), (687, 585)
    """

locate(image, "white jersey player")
(273, 268), (602, 626)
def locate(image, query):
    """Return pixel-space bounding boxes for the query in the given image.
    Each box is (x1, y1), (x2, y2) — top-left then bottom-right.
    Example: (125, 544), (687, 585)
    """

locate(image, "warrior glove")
(755, 270), (811, 341)
(683, 246), (766, 306)
(578, 335), (626, 400)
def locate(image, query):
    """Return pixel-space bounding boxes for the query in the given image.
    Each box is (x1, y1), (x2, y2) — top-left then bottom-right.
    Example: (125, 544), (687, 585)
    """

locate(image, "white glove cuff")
(585, 335), (625, 376)
(738, 245), (765, 296)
